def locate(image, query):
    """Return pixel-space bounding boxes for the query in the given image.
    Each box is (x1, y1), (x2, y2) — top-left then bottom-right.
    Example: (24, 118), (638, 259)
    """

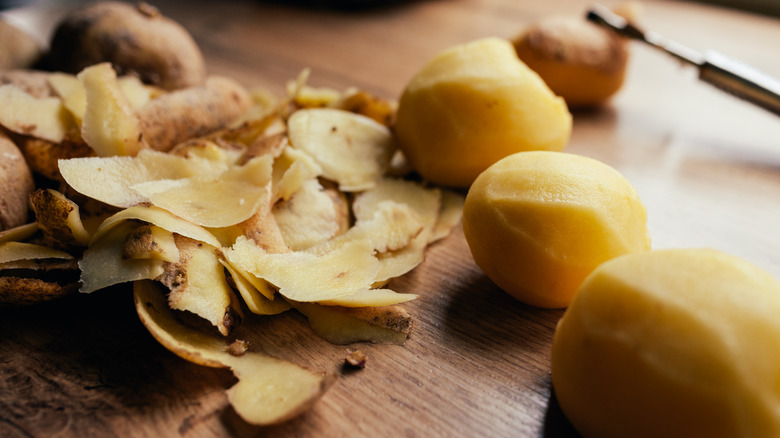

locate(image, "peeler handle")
(700, 51), (780, 116)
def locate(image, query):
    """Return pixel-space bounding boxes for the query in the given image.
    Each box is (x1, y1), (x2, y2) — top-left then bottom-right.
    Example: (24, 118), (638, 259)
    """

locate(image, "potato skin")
(0, 131), (35, 230)
(0, 19), (44, 70)
(513, 16), (629, 108)
(138, 76), (253, 151)
(46, 2), (206, 90)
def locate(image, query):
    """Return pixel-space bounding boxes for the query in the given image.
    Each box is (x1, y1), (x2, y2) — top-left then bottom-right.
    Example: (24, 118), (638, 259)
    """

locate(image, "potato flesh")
(394, 37), (572, 187)
(463, 151), (650, 309)
(552, 249), (780, 438)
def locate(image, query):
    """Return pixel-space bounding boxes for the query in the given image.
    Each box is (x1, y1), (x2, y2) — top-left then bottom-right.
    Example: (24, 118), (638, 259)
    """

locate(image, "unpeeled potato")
(46, 2), (206, 90)
(512, 4), (640, 108)
(0, 19), (43, 70)
(0, 131), (35, 230)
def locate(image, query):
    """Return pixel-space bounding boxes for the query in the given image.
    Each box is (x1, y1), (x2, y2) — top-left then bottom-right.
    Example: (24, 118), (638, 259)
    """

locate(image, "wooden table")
(2, 0), (780, 436)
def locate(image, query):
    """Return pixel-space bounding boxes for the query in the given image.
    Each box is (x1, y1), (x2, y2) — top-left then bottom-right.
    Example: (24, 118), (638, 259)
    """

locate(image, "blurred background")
(1, 0), (779, 16)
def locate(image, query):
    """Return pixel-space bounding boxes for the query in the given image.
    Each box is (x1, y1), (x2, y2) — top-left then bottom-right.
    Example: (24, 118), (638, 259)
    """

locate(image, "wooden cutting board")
(2, 0), (780, 436)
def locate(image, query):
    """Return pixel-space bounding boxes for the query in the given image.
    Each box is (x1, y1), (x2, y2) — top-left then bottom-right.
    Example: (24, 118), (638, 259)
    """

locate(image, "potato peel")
(131, 155), (273, 228)
(159, 235), (243, 336)
(319, 288), (418, 307)
(134, 280), (333, 425)
(78, 62), (146, 156)
(226, 237), (380, 302)
(0, 84), (72, 143)
(220, 259), (291, 315)
(274, 179), (341, 251)
(287, 108), (395, 192)
(0, 241), (74, 263)
(79, 221), (164, 293)
(292, 301), (412, 345)
(30, 188), (90, 249)
(91, 205), (221, 248)
(59, 149), (219, 208)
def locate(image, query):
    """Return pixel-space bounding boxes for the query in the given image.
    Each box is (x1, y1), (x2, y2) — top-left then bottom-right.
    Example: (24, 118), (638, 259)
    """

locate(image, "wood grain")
(2, 0), (779, 436)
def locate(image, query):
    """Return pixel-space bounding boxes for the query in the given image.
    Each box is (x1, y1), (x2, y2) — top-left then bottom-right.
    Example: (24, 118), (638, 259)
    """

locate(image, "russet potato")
(513, 16), (629, 108)
(46, 2), (206, 90)
(0, 131), (34, 230)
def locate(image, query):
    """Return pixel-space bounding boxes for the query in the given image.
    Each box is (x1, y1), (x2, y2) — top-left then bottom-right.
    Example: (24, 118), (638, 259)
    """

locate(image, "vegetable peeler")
(586, 4), (780, 116)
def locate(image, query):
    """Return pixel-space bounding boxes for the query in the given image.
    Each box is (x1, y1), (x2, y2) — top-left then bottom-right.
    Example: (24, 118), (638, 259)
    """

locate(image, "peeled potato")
(394, 37), (571, 187)
(463, 151), (650, 308)
(552, 249), (780, 438)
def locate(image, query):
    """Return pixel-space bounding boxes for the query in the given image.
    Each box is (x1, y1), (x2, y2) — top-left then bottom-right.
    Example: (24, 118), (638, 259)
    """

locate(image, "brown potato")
(0, 131), (35, 231)
(511, 2), (642, 109)
(137, 76), (253, 152)
(0, 19), (44, 70)
(46, 2), (206, 90)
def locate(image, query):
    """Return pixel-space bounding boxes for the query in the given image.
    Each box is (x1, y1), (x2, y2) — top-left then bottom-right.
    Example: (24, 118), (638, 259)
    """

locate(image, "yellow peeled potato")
(552, 248), (780, 438)
(394, 37), (571, 188)
(462, 151), (650, 308)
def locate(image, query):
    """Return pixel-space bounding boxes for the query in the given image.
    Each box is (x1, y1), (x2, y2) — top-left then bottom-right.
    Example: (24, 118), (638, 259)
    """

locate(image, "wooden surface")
(2, 0), (780, 437)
